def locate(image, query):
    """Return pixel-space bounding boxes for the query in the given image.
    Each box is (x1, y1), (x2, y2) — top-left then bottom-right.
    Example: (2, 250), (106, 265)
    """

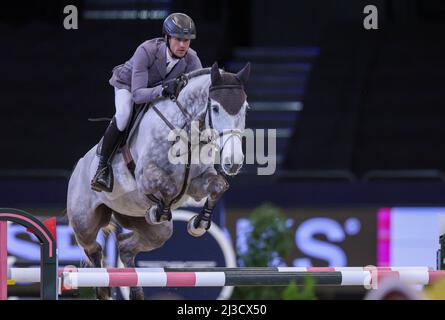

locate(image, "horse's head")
(205, 62), (250, 176)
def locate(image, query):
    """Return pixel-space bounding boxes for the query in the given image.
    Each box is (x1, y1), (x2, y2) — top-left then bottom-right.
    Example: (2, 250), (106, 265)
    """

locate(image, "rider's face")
(168, 37), (190, 58)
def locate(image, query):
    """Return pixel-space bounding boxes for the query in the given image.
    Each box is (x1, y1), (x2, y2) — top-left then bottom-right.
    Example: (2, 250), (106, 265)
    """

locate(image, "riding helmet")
(162, 13), (196, 39)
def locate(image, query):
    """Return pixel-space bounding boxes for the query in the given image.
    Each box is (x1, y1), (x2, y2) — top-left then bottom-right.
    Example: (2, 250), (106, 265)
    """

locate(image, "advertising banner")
(226, 207), (378, 267)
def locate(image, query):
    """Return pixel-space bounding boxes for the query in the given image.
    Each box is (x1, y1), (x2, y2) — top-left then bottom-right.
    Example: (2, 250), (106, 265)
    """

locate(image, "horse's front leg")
(137, 162), (178, 224)
(187, 170), (229, 237)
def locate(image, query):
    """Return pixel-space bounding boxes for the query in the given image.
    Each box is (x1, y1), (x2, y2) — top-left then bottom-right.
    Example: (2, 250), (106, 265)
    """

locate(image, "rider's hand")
(162, 80), (179, 98)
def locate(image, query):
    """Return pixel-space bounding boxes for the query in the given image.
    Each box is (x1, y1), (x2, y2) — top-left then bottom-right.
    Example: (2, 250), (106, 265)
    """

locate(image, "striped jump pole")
(60, 270), (445, 288)
(7, 265), (434, 282)
(8, 267), (445, 289)
(61, 271), (369, 288)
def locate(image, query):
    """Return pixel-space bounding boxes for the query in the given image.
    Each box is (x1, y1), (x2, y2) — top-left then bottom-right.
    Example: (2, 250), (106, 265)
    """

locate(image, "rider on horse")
(91, 13), (203, 193)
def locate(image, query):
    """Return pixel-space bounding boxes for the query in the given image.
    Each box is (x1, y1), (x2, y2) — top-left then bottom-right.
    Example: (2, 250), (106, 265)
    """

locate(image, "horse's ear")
(211, 62), (222, 84)
(235, 62), (251, 85)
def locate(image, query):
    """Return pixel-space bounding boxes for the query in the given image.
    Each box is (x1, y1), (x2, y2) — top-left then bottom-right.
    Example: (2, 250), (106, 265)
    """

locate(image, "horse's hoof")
(96, 287), (112, 300)
(145, 206), (162, 225)
(130, 287), (145, 300)
(187, 215), (207, 237)
(158, 208), (172, 222)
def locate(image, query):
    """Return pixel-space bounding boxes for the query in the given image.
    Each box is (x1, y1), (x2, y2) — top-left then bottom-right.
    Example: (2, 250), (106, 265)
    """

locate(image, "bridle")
(205, 84), (245, 174)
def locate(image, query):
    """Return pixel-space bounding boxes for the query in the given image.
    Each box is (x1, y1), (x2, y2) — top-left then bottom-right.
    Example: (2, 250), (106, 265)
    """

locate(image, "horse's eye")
(212, 105), (219, 113)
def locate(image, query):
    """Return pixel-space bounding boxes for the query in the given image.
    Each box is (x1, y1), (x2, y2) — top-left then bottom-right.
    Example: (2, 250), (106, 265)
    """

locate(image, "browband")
(209, 84), (244, 91)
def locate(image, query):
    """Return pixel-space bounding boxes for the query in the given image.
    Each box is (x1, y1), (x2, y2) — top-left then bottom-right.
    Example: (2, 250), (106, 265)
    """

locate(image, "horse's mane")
(177, 68), (213, 119)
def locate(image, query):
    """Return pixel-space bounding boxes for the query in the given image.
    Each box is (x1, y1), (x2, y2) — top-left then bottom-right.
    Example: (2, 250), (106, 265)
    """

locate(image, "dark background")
(1, 0), (445, 207)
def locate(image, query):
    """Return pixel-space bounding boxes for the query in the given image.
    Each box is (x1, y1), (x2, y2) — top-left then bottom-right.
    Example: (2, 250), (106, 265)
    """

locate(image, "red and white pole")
(0, 221), (7, 300)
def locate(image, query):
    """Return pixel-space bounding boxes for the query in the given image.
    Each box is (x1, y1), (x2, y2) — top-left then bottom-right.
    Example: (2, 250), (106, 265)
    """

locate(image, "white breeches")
(114, 88), (133, 131)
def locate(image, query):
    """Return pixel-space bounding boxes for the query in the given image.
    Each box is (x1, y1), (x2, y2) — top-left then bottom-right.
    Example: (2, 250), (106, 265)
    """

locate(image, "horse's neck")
(179, 74), (211, 119)
(130, 74), (210, 164)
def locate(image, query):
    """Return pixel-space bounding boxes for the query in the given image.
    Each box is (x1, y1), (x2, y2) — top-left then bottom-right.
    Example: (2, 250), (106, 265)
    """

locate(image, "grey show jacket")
(109, 38), (202, 104)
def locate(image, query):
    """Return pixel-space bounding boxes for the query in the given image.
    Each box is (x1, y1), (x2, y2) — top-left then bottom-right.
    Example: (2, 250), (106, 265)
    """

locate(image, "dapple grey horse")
(67, 62), (250, 299)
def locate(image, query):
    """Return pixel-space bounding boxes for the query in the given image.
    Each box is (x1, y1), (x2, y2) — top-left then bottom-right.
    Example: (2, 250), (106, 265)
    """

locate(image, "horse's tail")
(102, 217), (118, 237)
(98, 217), (119, 269)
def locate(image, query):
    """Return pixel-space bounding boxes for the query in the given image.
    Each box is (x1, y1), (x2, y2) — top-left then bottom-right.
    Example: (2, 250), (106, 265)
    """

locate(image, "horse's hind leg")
(113, 212), (173, 300)
(69, 204), (113, 299)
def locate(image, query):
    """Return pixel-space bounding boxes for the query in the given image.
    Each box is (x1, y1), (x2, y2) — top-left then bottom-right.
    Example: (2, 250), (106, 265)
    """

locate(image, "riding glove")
(162, 80), (179, 98)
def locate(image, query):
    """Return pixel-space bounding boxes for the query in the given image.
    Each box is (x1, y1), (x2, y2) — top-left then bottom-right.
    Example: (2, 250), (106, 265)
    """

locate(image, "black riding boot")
(91, 118), (123, 192)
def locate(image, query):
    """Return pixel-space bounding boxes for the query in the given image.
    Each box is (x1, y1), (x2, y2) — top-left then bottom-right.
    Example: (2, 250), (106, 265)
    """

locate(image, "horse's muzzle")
(222, 163), (243, 176)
